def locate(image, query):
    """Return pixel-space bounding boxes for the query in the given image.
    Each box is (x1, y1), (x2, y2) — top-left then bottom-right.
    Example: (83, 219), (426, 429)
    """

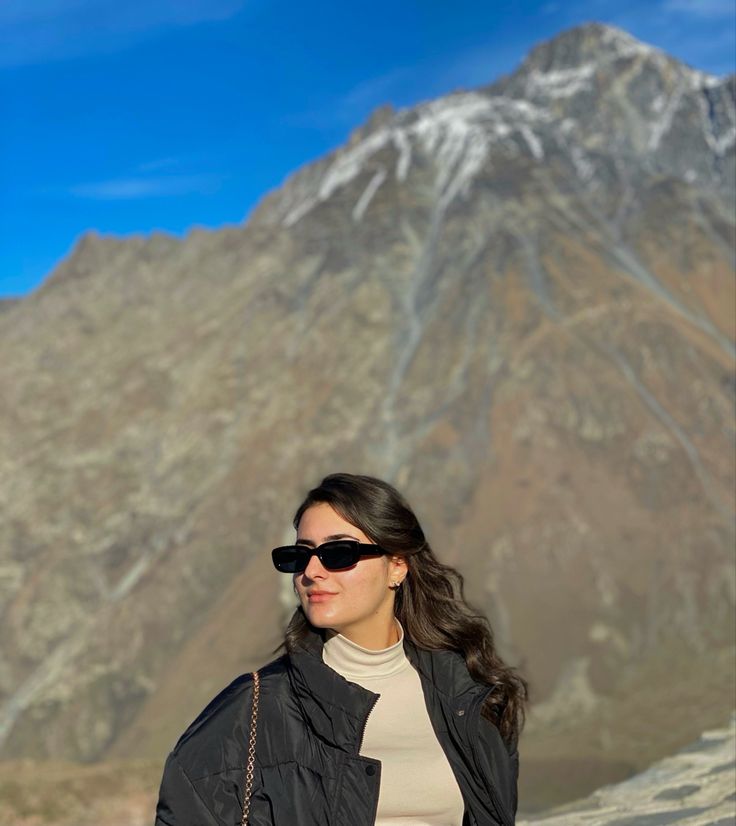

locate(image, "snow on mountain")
(254, 23), (734, 233)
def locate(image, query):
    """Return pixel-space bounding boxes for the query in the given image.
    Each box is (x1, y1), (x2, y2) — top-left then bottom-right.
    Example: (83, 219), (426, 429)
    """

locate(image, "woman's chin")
(305, 606), (338, 628)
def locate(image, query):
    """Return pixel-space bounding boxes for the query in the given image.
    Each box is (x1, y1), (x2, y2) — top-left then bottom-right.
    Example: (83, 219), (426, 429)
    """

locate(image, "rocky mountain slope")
(0, 22), (733, 811)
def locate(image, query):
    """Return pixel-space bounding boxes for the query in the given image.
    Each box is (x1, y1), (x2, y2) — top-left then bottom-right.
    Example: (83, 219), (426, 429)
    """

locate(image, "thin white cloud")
(541, 2), (562, 14)
(136, 157), (182, 173)
(0, 0), (247, 67)
(429, 41), (527, 92)
(595, 0), (736, 74)
(283, 42), (523, 134)
(69, 174), (223, 200)
(283, 68), (410, 129)
(662, 0), (736, 17)
(338, 69), (410, 114)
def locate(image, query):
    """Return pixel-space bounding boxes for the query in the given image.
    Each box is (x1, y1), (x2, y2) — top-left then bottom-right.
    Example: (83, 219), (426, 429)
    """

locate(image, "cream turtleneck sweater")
(322, 621), (465, 826)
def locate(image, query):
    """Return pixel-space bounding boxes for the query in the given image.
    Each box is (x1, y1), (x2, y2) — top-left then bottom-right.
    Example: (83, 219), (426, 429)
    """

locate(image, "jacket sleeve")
(473, 717), (519, 825)
(507, 745), (519, 818)
(155, 751), (222, 826)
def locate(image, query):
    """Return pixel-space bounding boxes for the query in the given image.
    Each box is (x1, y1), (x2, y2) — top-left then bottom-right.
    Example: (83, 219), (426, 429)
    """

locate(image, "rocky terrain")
(0, 714), (732, 824)
(0, 758), (159, 826)
(520, 714), (736, 825)
(0, 22), (734, 814)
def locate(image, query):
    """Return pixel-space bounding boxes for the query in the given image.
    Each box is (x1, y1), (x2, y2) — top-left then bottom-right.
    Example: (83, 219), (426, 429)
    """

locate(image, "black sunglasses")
(271, 540), (387, 573)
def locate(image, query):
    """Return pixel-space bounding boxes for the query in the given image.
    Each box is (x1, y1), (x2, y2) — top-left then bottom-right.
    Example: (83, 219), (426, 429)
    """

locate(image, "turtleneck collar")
(290, 617), (486, 703)
(323, 619), (409, 679)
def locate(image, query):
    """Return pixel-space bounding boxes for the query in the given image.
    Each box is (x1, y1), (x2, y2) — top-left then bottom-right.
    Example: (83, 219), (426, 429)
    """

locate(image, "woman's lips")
(308, 592), (337, 603)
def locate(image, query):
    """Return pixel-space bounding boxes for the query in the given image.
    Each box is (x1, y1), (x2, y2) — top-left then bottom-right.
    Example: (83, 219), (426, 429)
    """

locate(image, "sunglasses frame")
(271, 540), (387, 573)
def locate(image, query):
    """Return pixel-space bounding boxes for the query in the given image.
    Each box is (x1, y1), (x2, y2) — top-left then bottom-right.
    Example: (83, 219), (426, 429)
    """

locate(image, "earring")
(390, 581), (403, 591)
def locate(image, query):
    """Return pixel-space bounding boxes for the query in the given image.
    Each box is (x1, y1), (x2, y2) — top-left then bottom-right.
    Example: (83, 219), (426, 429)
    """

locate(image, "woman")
(156, 473), (528, 826)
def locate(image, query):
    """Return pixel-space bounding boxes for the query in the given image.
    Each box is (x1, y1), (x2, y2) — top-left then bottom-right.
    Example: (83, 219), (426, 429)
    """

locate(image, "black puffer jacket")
(155, 627), (518, 826)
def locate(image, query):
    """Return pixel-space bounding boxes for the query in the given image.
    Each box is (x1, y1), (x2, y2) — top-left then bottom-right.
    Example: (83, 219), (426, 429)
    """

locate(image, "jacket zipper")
(357, 692), (380, 753)
(357, 693), (382, 826)
(468, 689), (514, 826)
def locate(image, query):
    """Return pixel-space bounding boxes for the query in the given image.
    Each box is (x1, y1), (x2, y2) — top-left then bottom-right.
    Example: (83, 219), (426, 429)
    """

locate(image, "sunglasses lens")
(319, 541), (360, 570)
(271, 547), (308, 573)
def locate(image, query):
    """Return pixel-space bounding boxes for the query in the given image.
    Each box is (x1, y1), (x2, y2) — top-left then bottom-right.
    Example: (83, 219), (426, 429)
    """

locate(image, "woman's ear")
(389, 555), (408, 586)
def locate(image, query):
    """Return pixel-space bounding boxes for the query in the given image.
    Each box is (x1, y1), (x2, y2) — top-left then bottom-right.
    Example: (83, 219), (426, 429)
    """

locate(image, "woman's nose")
(302, 552), (327, 579)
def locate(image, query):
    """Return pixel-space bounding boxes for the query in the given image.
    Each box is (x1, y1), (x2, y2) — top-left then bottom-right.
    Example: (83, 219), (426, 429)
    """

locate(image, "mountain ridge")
(0, 22), (733, 813)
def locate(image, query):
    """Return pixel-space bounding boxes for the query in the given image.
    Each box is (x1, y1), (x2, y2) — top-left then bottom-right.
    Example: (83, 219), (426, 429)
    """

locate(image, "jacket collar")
(286, 626), (377, 753)
(404, 639), (488, 708)
(287, 624), (488, 751)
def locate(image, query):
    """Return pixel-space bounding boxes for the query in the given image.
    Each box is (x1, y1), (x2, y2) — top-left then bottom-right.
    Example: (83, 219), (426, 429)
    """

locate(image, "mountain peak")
(520, 22), (658, 74)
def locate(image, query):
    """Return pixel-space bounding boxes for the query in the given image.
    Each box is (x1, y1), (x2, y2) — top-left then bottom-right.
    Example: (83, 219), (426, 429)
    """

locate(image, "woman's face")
(293, 503), (406, 648)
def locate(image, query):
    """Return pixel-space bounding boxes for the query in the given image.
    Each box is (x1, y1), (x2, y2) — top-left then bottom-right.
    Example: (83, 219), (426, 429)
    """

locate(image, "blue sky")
(2, 0), (734, 297)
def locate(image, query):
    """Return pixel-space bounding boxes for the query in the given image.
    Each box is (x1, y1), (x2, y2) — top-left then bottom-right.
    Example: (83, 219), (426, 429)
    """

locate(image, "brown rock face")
(0, 23), (733, 811)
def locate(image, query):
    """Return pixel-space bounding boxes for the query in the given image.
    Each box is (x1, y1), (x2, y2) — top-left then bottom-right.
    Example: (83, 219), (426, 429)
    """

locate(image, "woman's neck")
(323, 620), (406, 678)
(326, 617), (401, 650)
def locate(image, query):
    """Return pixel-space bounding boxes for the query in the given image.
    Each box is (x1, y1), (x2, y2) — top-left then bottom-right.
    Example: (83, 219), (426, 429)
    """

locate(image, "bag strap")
(240, 670), (260, 826)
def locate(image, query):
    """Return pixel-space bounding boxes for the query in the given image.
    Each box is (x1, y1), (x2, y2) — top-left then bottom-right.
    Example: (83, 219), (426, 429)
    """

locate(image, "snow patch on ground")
(520, 714), (736, 825)
(318, 130), (391, 202)
(280, 93), (558, 227)
(570, 145), (595, 182)
(525, 64), (595, 98)
(601, 25), (657, 60)
(352, 167), (387, 222)
(648, 83), (684, 151)
(393, 129), (412, 181)
(520, 125), (544, 160)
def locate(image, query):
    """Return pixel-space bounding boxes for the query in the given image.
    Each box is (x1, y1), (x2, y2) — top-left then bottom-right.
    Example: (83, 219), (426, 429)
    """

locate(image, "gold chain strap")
(240, 670), (260, 826)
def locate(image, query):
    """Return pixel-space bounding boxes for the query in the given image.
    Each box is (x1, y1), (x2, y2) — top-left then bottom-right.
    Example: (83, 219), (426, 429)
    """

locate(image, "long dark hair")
(283, 472), (528, 749)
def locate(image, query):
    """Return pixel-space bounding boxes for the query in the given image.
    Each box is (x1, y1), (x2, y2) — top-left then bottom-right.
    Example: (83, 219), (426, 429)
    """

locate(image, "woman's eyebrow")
(296, 533), (360, 547)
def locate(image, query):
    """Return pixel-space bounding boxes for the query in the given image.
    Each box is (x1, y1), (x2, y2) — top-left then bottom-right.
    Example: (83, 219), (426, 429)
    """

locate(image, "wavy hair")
(282, 472), (528, 750)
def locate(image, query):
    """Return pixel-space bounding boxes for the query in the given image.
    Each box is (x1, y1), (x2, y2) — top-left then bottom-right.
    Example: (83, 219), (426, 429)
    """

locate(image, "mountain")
(0, 22), (733, 812)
